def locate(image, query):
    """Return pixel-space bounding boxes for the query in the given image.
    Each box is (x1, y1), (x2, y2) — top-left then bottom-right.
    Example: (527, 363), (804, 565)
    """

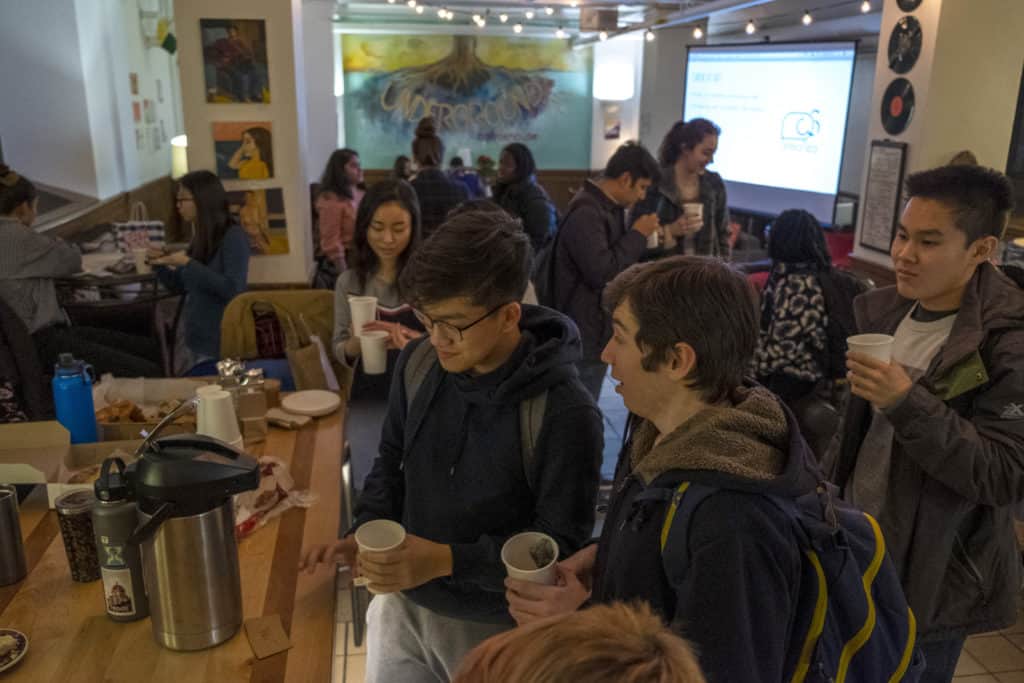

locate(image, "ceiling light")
(745, 19), (756, 34)
(499, 13), (508, 22)
(473, 13), (480, 21)
(645, 29), (655, 42)
(513, 23), (523, 33)
(555, 26), (566, 38)
(570, 0), (578, 6)
(861, 0), (871, 12)
(802, 10), (812, 25)
(387, 0), (396, 3)
(525, 9), (534, 19)
(599, 31), (608, 41)
(545, 6), (555, 15)
(415, 4), (424, 13)
(331, 12), (341, 20)
(437, 7), (446, 17)
(693, 25), (703, 39)
(407, 0), (416, 7)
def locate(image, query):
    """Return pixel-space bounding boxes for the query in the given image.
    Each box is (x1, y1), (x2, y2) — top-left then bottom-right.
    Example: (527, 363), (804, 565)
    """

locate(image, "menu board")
(859, 140), (908, 253)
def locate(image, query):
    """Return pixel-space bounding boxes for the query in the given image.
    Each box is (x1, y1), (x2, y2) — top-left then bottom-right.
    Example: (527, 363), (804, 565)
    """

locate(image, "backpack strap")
(401, 339), (545, 493)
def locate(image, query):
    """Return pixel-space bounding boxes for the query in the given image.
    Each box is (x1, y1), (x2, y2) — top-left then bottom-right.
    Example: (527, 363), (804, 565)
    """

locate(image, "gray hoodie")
(0, 217), (81, 333)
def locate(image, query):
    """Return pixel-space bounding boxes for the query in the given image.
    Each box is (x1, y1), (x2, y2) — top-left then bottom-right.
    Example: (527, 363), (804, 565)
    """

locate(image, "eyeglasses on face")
(412, 301), (513, 342)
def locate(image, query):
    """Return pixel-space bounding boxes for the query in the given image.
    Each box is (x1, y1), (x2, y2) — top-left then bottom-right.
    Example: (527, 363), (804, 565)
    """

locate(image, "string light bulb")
(499, 13), (508, 22)
(472, 13), (481, 22)
(555, 26), (566, 38)
(513, 22), (523, 33)
(598, 31), (608, 41)
(525, 9), (534, 19)
(645, 29), (655, 42)
(407, 0), (416, 7)
(570, 0), (578, 6)
(693, 25), (703, 39)
(437, 7), (445, 18)
(545, 6), (555, 15)
(745, 19), (756, 34)
(861, 0), (871, 12)
(387, 0), (396, 4)
(415, 4), (424, 13)
(802, 10), (812, 25)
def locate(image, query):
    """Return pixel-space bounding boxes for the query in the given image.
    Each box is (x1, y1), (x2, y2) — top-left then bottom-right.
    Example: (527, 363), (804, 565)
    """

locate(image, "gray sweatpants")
(365, 592), (512, 683)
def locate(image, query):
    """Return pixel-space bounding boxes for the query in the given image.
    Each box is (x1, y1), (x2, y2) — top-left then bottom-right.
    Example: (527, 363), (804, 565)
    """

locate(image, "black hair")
(767, 209), (831, 269)
(604, 256), (758, 403)
(604, 142), (661, 186)
(179, 170), (231, 264)
(450, 156), (464, 168)
(350, 180), (422, 291)
(245, 126), (274, 177)
(659, 119), (721, 167)
(904, 165), (1015, 242)
(499, 143), (537, 185)
(392, 155), (412, 181)
(0, 165), (37, 216)
(399, 210), (531, 310)
(412, 117), (444, 168)
(319, 148), (360, 201)
(447, 199), (508, 219)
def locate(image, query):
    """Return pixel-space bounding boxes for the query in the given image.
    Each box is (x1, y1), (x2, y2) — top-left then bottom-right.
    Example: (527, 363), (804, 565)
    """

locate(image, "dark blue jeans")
(918, 635), (967, 683)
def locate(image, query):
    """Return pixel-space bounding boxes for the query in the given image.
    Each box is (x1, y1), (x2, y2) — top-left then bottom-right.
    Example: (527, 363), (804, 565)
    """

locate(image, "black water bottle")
(93, 457), (148, 622)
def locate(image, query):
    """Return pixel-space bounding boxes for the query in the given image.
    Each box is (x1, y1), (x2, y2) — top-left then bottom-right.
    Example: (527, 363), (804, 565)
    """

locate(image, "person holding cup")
(303, 211), (602, 682)
(331, 180), (424, 400)
(826, 164), (1024, 682)
(633, 118), (729, 258)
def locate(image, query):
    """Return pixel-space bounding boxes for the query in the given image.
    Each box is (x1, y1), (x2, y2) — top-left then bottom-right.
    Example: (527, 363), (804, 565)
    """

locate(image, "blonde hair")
(453, 602), (707, 683)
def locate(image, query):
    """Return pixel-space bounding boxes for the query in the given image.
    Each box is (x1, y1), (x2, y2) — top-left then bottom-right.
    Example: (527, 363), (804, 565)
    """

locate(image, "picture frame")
(859, 139), (907, 254)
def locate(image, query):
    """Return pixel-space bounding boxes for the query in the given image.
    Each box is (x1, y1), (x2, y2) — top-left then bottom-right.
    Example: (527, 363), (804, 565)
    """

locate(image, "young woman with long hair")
(315, 148), (364, 274)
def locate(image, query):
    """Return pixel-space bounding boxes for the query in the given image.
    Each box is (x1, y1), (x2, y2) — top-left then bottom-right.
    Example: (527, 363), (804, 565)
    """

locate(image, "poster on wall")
(200, 19), (270, 104)
(341, 34), (593, 169)
(859, 140), (907, 253)
(226, 188), (288, 255)
(602, 102), (621, 140)
(213, 122), (274, 179)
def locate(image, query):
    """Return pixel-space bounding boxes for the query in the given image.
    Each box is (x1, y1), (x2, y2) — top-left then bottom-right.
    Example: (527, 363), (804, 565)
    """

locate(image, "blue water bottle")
(52, 353), (99, 444)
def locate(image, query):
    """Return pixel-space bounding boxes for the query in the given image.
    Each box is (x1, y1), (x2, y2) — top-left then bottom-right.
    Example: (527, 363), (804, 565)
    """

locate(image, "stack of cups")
(196, 385), (244, 449)
(353, 519), (406, 593)
(350, 296), (387, 375)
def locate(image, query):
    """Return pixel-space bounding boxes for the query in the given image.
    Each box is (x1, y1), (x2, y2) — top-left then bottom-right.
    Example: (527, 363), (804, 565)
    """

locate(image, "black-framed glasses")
(413, 302), (513, 342)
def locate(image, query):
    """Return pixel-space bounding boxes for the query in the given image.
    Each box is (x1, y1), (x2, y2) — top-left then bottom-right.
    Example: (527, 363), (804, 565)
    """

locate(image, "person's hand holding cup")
(632, 213), (660, 238)
(845, 334), (913, 410)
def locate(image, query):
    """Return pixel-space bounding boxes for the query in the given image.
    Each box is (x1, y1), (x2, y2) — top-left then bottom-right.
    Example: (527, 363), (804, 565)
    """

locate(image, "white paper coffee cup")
(131, 248), (150, 274)
(683, 202), (704, 221)
(847, 334), (895, 363)
(349, 296), (378, 336)
(501, 532), (558, 585)
(196, 389), (242, 444)
(359, 330), (389, 375)
(646, 228), (660, 249)
(354, 519), (407, 593)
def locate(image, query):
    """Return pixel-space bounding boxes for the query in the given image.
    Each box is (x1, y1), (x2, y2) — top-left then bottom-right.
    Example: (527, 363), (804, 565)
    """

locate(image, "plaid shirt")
(411, 168), (468, 238)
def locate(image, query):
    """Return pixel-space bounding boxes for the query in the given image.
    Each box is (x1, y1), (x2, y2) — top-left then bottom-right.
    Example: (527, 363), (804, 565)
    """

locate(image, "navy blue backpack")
(655, 480), (924, 682)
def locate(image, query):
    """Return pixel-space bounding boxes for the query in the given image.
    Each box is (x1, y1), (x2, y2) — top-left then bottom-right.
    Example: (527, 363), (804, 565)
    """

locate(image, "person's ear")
(666, 342), (697, 381)
(499, 302), (522, 333)
(970, 236), (999, 264)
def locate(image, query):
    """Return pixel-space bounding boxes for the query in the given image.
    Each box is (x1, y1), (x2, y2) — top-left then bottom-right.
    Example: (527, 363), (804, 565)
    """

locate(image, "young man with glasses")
(301, 210), (603, 682)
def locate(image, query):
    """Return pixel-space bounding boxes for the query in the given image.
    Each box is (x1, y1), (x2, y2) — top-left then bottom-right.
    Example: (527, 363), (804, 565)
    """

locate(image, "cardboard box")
(0, 421), (142, 507)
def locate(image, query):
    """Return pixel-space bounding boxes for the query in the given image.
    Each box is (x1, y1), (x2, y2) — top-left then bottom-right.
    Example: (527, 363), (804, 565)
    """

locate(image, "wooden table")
(0, 410), (344, 682)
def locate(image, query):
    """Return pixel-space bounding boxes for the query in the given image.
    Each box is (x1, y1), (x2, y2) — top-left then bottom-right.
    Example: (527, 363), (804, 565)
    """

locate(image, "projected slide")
(684, 43), (855, 218)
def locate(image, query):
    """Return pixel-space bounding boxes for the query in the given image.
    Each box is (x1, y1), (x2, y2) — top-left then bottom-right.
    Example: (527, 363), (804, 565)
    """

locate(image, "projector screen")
(683, 42), (856, 224)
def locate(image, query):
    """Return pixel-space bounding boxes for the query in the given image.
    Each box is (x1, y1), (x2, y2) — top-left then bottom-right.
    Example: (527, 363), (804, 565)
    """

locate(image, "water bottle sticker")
(102, 543), (125, 567)
(101, 567), (136, 617)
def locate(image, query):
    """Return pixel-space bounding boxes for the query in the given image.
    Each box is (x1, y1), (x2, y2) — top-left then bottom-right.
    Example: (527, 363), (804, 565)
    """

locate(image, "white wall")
(0, 0), (99, 196)
(174, 0), (314, 284)
(852, 0), (1024, 267)
(302, 0), (338, 182)
(590, 36), (644, 169)
(638, 25), (696, 154)
(838, 51), (875, 195)
(0, 0), (182, 199)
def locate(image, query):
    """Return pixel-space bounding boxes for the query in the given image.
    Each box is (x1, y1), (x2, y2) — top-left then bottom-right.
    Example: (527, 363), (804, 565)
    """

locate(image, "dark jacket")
(826, 263), (1024, 640)
(411, 167), (469, 238)
(352, 305), (603, 623)
(0, 296), (51, 420)
(156, 224), (249, 361)
(633, 165), (730, 257)
(592, 387), (820, 682)
(493, 176), (557, 253)
(554, 180), (647, 360)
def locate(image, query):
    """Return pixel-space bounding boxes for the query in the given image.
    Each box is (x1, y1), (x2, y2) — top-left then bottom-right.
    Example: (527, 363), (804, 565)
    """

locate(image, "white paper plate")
(281, 390), (341, 417)
(0, 628), (28, 674)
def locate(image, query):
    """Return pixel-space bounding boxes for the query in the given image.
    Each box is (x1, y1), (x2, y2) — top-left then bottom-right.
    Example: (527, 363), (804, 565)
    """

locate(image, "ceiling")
(324, 0), (881, 41)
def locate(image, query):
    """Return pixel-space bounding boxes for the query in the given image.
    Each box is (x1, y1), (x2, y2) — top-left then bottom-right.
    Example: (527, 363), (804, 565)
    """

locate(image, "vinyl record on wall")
(897, 0), (923, 10)
(888, 16), (922, 74)
(882, 78), (915, 135)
